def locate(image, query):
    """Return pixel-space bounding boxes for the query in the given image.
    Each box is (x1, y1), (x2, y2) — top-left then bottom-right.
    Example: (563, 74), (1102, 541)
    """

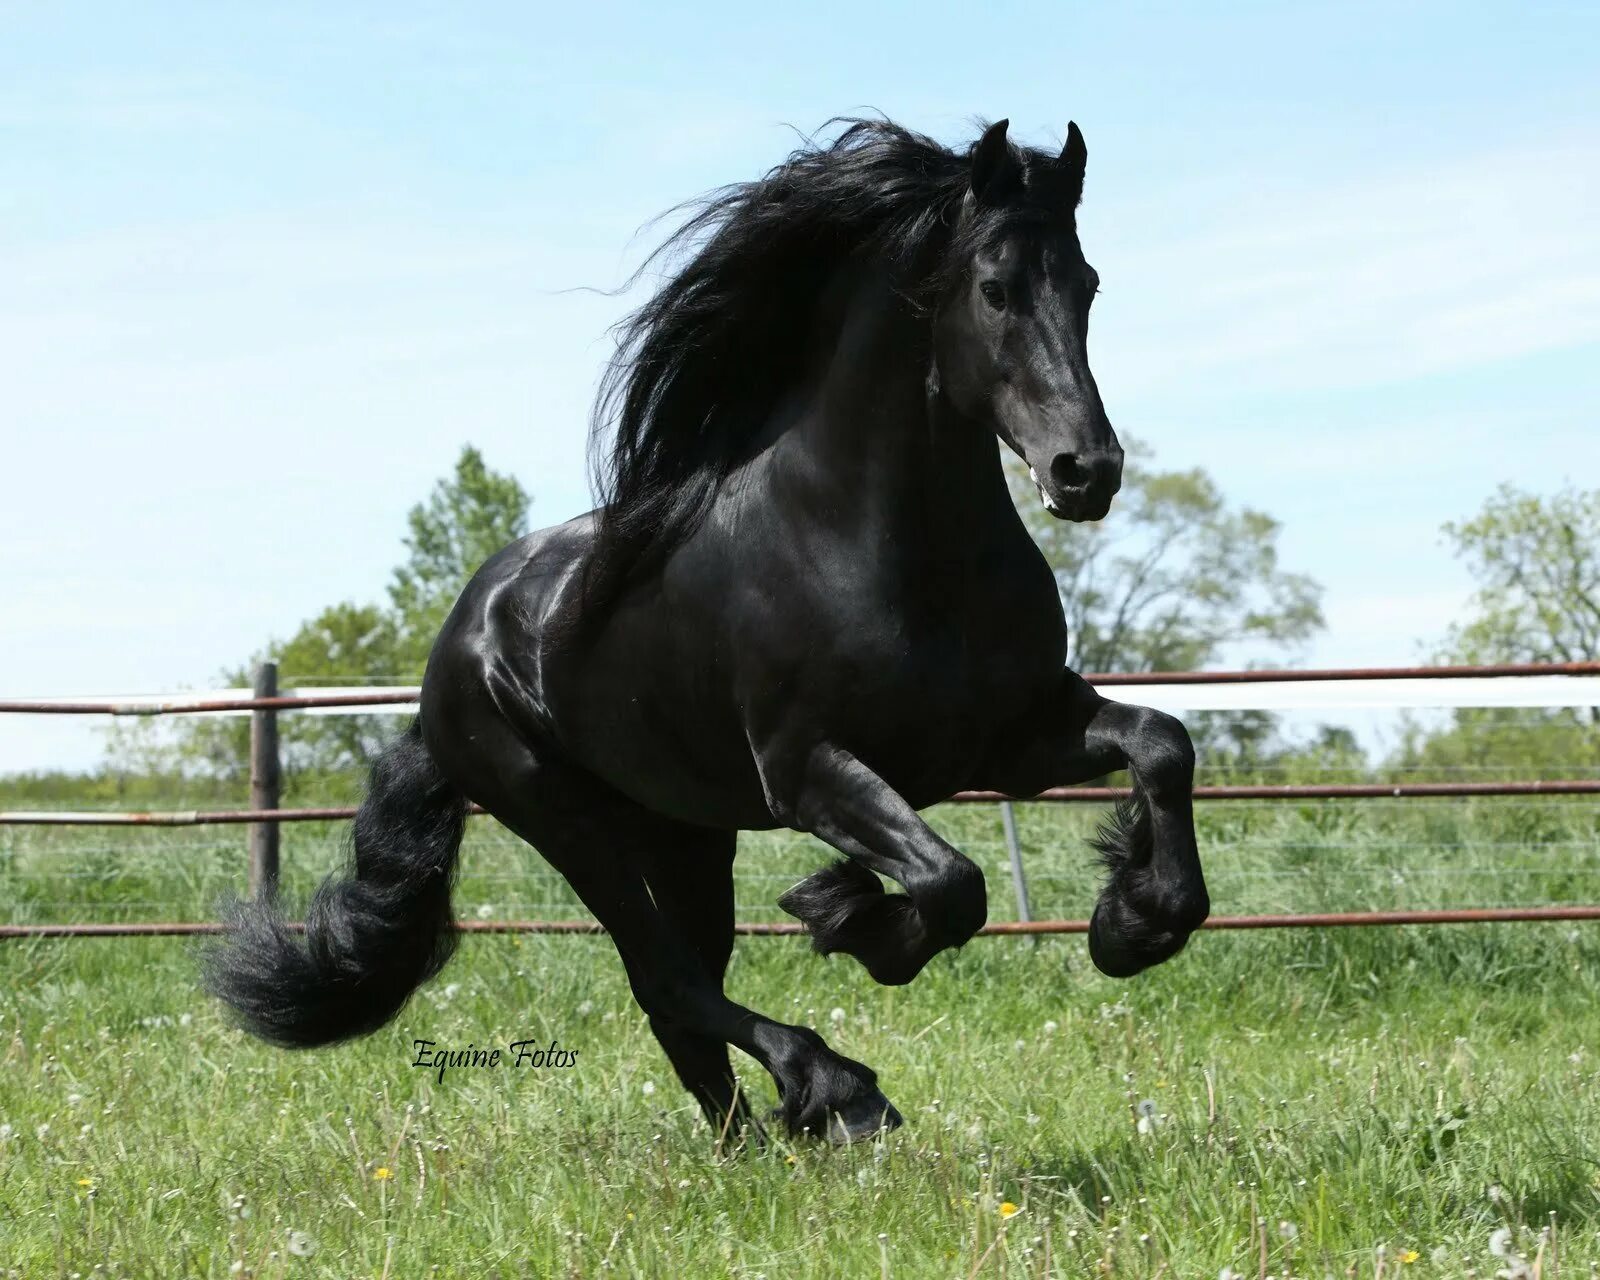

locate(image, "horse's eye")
(978, 280), (1007, 312)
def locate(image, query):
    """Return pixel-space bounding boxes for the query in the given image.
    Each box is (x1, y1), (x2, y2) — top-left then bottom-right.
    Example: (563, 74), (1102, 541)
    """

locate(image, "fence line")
(5, 779), (1599, 828)
(3, 660), (1598, 941)
(4, 660), (1599, 717)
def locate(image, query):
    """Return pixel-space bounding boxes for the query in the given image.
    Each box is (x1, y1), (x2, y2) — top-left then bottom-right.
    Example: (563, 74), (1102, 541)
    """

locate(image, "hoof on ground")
(825, 1090), (904, 1145)
(770, 1092), (904, 1144)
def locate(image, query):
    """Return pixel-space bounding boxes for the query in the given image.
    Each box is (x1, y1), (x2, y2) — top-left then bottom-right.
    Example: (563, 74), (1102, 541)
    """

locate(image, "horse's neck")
(765, 268), (1015, 569)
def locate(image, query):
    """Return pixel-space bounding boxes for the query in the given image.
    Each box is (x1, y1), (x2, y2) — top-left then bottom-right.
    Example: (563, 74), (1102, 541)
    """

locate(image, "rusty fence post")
(248, 661), (280, 901)
(1000, 800), (1032, 923)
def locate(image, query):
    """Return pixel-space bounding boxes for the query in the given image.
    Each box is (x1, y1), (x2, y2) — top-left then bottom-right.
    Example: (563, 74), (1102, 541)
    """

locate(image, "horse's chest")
(823, 601), (1062, 778)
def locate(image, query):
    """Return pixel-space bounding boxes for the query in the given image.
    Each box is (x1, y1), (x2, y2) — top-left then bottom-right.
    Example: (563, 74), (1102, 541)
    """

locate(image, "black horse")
(206, 117), (1209, 1145)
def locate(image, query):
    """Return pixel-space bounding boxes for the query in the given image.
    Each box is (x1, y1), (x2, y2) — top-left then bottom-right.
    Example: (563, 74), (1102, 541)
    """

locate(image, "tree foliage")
(1439, 484), (1600, 667)
(1397, 485), (1600, 779)
(386, 447), (531, 674)
(1007, 446), (1325, 767)
(1006, 449), (1323, 674)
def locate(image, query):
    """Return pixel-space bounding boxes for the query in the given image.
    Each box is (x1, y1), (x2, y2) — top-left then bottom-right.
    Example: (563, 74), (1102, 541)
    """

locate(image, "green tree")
(1397, 484), (1600, 780)
(1007, 446), (1325, 767)
(1438, 484), (1600, 670)
(1007, 450), (1323, 674)
(116, 447), (530, 785)
(387, 446), (531, 674)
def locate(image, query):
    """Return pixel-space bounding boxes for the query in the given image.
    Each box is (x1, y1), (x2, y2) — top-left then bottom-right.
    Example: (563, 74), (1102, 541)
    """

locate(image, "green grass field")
(3, 798), (1600, 1276)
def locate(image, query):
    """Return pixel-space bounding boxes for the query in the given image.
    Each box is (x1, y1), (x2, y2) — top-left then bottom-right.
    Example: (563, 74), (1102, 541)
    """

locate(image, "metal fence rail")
(3, 660), (1598, 941)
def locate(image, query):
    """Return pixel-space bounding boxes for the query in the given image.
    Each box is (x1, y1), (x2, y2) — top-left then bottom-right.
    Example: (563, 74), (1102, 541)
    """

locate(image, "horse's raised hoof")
(1087, 899), (1193, 979)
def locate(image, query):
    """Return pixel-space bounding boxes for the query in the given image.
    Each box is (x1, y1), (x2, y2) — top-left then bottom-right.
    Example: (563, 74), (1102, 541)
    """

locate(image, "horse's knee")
(919, 855), (987, 946)
(1129, 708), (1194, 799)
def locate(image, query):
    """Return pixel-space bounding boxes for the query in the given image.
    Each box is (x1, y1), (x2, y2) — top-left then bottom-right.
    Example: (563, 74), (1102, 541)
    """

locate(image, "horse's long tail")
(203, 719), (468, 1048)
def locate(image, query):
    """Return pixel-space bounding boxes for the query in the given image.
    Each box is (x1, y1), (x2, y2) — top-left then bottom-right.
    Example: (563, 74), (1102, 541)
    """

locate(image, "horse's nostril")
(1050, 453), (1087, 491)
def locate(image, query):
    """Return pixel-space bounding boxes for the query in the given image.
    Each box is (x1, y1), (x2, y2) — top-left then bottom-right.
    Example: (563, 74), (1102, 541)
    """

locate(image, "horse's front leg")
(776, 745), (987, 986)
(987, 671), (1210, 978)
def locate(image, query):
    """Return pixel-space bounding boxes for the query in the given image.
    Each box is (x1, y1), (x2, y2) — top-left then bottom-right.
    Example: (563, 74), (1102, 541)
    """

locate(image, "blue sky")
(2, 2), (1597, 771)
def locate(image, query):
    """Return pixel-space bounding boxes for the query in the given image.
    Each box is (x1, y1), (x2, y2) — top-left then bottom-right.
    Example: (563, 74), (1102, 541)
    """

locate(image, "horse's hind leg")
(432, 718), (902, 1144)
(637, 831), (755, 1139)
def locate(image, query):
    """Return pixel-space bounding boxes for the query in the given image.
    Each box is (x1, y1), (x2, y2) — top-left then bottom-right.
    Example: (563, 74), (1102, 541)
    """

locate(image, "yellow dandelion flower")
(373, 1167), (393, 1181)
(1400, 1250), (1420, 1264)
(785, 1154), (797, 1166)
(999, 1201), (1020, 1219)
(76, 1177), (94, 1188)
(626, 1212), (635, 1221)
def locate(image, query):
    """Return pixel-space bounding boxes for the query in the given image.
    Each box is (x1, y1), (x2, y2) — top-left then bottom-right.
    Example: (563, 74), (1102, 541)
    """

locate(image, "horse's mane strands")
(582, 116), (1062, 611)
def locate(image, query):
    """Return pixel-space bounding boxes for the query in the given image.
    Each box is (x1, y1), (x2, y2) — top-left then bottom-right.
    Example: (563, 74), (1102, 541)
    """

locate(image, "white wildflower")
(1488, 1226), (1514, 1257)
(830, 1007), (846, 1025)
(641, 1080), (656, 1097)
(286, 1229), (316, 1258)
(475, 904), (494, 919)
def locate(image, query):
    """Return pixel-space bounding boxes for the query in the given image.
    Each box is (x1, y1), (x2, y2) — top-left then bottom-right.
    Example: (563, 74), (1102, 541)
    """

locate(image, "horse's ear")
(1059, 120), (1087, 207)
(969, 118), (1020, 204)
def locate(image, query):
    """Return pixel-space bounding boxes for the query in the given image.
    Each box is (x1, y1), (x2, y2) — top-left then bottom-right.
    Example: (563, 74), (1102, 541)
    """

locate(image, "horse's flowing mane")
(584, 117), (1062, 607)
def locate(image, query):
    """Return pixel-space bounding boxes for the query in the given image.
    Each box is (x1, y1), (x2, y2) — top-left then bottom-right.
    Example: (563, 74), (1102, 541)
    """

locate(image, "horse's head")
(933, 119), (1123, 522)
